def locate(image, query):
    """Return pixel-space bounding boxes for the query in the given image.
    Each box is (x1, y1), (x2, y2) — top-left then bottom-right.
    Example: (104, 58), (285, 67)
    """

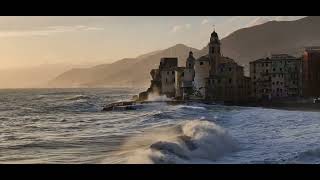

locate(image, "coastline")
(103, 97), (320, 112)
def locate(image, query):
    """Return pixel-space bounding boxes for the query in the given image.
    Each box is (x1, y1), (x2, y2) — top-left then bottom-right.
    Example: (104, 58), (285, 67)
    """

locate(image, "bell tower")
(208, 30), (221, 75)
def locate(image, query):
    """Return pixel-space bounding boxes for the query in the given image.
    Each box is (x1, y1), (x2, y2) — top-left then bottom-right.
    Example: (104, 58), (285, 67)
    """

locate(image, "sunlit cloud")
(171, 24), (191, 33)
(201, 19), (209, 25)
(0, 25), (104, 38)
(246, 17), (270, 27)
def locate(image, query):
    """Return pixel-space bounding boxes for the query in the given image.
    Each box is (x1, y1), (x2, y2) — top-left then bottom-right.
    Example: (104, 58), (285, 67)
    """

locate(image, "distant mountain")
(49, 44), (200, 88)
(50, 16), (320, 88)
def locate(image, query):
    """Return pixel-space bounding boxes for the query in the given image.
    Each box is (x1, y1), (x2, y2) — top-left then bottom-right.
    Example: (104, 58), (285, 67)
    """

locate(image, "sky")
(0, 16), (306, 69)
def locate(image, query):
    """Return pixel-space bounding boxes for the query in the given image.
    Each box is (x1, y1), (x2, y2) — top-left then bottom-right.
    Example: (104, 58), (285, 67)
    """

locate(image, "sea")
(1, 88), (320, 164)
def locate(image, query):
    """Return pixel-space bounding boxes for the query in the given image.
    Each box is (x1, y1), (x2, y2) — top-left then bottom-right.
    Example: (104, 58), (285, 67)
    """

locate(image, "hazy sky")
(0, 16), (305, 69)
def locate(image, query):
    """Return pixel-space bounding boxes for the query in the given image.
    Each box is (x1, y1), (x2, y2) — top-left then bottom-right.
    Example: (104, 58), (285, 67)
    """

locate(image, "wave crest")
(120, 120), (238, 164)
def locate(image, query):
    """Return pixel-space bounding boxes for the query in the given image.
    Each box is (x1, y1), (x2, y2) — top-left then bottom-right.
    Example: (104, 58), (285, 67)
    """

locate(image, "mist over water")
(1, 88), (320, 164)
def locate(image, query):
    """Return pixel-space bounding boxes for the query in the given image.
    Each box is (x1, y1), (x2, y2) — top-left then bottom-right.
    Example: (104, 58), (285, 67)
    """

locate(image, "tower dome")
(211, 30), (218, 38)
(186, 51), (195, 69)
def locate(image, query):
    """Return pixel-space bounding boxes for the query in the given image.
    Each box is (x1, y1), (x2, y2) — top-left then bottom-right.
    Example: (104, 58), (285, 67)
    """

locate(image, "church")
(193, 30), (251, 103)
(140, 30), (251, 103)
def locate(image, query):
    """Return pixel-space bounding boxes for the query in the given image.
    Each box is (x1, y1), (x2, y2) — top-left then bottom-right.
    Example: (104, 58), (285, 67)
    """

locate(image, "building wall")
(175, 69), (184, 98)
(161, 69), (176, 97)
(303, 48), (320, 97)
(271, 60), (286, 98)
(206, 62), (250, 102)
(251, 55), (302, 100)
(194, 60), (210, 98)
(250, 60), (272, 99)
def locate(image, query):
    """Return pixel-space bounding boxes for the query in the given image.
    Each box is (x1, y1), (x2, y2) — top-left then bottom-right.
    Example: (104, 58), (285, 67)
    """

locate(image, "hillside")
(49, 44), (200, 88)
(50, 16), (320, 87)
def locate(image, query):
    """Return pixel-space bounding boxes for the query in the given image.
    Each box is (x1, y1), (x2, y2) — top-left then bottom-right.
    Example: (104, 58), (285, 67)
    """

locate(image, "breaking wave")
(147, 93), (172, 102)
(119, 120), (238, 164)
(289, 148), (320, 163)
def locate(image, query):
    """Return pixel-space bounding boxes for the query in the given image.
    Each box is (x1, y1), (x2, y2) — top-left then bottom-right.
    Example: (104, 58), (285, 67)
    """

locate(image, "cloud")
(171, 24), (191, 33)
(275, 16), (306, 21)
(171, 25), (182, 33)
(246, 17), (270, 27)
(0, 25), (104, 38)
(201, 19), (209, 25)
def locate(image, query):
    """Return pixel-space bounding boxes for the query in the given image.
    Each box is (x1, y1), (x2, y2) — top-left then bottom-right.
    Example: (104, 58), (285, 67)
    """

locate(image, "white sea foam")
(119, 120), (238, 164)
(147, 93), (172, 102)
(64, 95), (90, 101)
(179, 105), (207, 110)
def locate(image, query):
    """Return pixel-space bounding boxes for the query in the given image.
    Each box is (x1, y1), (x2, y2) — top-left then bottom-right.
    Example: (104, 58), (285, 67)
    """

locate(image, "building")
(177, 51), (195, 100)
(142, 30), (250, 103)
(206, 57), (251, 102)
(159, 58), (178, 97)
(194, 30), (250, 103)
(144, 54), (196, 100)
(303, 47), (320, 97)
(250, 54), (302, 100)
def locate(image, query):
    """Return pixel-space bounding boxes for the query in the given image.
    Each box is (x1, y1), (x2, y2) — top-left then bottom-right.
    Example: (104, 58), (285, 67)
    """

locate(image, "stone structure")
(141, 55), (196, 100)
(194, 31), (250, 103)
(250, 54), (302, 100)
(303, 47), (320, 97)
(140, 30), (250, 103)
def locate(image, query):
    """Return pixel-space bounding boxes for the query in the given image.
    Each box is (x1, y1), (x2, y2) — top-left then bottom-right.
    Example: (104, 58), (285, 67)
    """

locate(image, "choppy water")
(1, 88), (320, 164)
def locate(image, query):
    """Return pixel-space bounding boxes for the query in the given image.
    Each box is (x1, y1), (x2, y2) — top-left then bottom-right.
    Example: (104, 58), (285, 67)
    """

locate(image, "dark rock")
(139, 91), (148, 101)
(150, 141), (189, 160)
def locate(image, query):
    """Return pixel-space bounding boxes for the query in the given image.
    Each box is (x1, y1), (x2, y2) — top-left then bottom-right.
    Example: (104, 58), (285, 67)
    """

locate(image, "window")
(277, 81), (279, 85)
(254, 76), (256, 80)
(167, 71), (169, 75)
(189, 63), (191, 67)
(266, 70), (269, 74)
(229, 78), (232, 84)
(229, 68), (232, 72)
(262, 64), (264, 67)
(182, 72), (184, 77)
(166, 78), (168, 83)
(200, 62), (203, 65)
(293, 81), (296, 84)
(173, 78), (175, 83)
(266, 63), (269, 67)
(273, 74), (276, 77)
(218, 79), (221, 84)
(273, 68), (276, 72)
(280, 68), (282, 72)
(172, 71), (174, 75)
